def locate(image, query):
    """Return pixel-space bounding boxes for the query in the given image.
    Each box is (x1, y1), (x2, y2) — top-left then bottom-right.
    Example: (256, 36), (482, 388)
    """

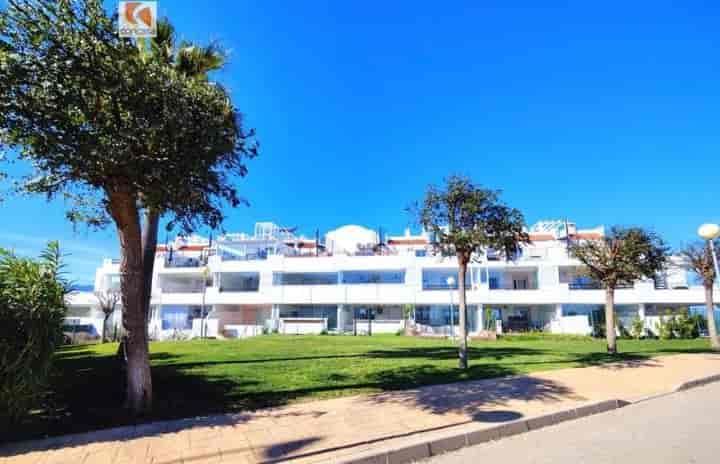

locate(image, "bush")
(0, 242), (68, 425)
(656, 310), (701, 340)
(657, 315), (676, 340)
(629, 316), (642, 339)
(675, 313), (699, 339)
(630, 315), (644, 339)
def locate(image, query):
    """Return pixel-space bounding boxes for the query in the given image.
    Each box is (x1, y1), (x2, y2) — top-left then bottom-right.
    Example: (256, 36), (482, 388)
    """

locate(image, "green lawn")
(9, 334), (711, 443)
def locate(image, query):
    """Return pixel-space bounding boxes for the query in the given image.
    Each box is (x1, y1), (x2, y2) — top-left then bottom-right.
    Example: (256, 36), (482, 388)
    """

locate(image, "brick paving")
(2, 353), (719, 464)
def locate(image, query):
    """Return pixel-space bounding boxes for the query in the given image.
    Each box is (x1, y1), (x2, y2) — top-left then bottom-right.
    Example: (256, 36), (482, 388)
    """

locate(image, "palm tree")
(679, 241), (720, 350)
(569, 227), (668, 354)
(137, 20), (229, 319)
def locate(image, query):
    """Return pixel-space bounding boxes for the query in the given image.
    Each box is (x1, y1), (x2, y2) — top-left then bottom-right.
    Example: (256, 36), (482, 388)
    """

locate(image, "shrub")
(0, 242), (68, 425)
(656, 310), (701, 340)
(656, 315), (676, 340)
(675, 313), (699, 339)
(630, 315), (645, 339)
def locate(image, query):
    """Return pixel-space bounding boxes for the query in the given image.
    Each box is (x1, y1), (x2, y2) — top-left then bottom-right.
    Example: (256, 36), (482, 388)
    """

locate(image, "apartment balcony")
(488, 268), (538, 291)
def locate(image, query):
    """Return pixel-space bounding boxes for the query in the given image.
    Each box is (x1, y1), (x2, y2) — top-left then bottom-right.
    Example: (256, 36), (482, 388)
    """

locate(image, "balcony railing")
(489, 283), (539, 290)
(164, 257), (205, 268)
(160, 286), (205, 294)
(569, 282), (634, 290)
(220, 252), (268, 262)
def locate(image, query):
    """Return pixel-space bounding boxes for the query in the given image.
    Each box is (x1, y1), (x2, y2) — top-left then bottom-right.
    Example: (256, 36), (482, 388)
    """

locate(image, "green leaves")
(679, 240), (719, 288)
(0, 0), (257, 234)
(413, 175), (530, 262)
(569, 226), (669, 288)
(0, 242), (69, 424)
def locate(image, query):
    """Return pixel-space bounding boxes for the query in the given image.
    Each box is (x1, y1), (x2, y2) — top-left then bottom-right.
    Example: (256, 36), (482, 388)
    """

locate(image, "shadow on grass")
(3, 341), (708, 451)
(142, 346), (546, 369)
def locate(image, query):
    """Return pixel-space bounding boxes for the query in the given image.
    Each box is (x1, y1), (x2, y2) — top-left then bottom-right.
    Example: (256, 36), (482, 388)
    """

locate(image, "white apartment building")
(66, 220), (719, 340)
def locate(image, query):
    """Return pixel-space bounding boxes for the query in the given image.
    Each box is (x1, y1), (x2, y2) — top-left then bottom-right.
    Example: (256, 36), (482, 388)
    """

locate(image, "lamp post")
(698, 224), (720, 286)
(447, 276), (456, 341)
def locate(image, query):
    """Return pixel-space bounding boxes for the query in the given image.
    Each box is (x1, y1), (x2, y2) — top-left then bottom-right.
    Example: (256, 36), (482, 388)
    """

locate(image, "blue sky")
(2, 0), (720, 283)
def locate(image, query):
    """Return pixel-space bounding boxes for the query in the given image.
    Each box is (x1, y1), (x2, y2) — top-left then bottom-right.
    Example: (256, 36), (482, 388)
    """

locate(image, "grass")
(7, 334), (712, 443)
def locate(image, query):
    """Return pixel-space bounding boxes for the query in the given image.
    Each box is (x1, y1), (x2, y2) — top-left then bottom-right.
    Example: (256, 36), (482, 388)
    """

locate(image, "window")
(161, 306), (202, 330)
(220, 272), (259, 292)
(278, 305), (337, 329)
(422, 269), (470, 290)
(415, 249), (427, 257)
(159, 275), (205, 293)
(273, 272), (338, 285)
(562, 304), (602, 317)
(415, 305), (478, 330)
(341, 270), (405, 284)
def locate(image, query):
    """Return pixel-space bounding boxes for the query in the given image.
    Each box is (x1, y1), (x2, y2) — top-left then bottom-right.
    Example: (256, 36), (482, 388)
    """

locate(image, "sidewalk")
(2, 353), (719, 464)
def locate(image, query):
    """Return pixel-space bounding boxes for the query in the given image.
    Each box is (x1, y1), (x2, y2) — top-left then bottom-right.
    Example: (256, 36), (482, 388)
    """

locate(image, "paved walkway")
(2, 353), (720, 464)
(424, 380), (720, 463)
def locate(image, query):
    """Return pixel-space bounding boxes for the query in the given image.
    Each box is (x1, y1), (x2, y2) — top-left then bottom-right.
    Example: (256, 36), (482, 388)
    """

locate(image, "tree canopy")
(680, 240), (719, 288)
(415, 175), (529, 263)
(0, 0), (257, 233)
(569, 226), (668, 288)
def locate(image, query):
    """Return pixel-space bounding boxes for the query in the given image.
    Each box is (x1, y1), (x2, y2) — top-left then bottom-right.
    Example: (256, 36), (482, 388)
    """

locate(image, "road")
(424, 381), (720, 464)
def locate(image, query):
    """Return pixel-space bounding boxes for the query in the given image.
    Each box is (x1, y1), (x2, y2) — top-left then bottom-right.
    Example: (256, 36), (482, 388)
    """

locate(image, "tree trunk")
(108, 189), (153, 415)
(141, 207), (160, 323)
(457, 255), (469, 369)
(102, 313), (111, 343)
(704, 284), (720, 351)
(605, 287), (617, 354)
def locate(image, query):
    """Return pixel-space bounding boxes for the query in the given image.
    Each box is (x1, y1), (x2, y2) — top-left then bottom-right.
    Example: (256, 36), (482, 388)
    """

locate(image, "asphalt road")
(424, 382), (720, 464)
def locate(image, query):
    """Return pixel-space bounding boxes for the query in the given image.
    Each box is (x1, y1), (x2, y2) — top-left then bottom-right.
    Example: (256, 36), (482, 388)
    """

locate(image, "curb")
(673, 373), (720, 392)
(335, 399), (628, 464)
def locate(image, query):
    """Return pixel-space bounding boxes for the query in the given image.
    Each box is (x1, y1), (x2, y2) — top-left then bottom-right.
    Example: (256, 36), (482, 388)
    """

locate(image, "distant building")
(66, 220), (717, 340)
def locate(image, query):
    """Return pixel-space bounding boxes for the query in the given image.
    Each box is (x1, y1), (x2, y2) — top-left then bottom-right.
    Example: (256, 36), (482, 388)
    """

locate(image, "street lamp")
(446, 276), (456, 341)
(698, 223), (720, 288)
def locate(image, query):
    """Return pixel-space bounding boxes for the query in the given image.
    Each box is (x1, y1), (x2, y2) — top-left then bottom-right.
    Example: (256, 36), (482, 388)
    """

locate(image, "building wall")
(77, 230), (720, 337)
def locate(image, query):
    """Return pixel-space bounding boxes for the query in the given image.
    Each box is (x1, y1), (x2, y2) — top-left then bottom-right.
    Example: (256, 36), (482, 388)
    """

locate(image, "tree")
(402, 303), (415, 335)
(95, 290), (120, 343)
(0, 0), (256, 414)
(136, 20), (233, 324)
(413, 175), (529, 369)
(569, 227), (668, 354)
(0, 242), (68, 425)
(679, 241), (720, 350)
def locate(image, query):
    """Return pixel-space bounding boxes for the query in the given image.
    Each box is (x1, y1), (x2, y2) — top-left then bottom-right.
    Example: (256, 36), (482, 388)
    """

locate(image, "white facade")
(66, 220), (720, 340)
